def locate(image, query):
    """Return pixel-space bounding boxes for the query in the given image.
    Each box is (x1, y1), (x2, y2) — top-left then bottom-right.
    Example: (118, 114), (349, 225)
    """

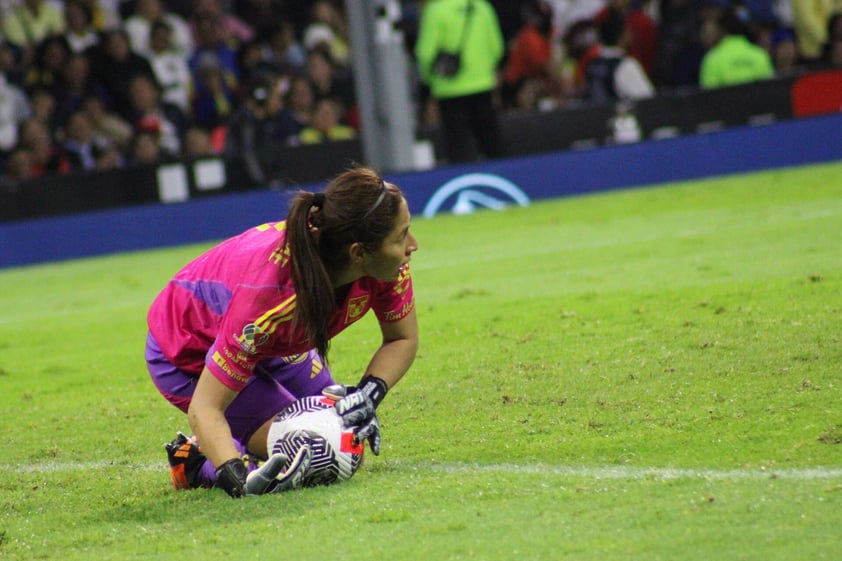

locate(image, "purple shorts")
(145, 332), (336, 445)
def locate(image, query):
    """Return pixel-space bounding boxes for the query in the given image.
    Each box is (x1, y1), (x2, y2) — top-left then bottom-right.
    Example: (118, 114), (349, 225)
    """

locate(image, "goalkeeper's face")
(362, 197), (417, 281)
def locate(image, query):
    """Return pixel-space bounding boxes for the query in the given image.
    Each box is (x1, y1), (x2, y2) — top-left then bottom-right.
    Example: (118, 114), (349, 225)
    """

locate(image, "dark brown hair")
(286, 166), (402, 360)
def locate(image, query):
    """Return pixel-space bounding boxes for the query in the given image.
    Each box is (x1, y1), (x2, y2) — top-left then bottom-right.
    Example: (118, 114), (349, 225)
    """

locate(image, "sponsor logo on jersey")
(212, 351), (249, 385)
(383, 298), (415, 322)
(422, 173), (530, 218)
(236, 322), (269, 353)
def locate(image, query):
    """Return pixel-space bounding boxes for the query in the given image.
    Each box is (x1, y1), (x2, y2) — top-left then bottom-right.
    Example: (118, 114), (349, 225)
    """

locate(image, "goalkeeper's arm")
(187, 367), (246, 497)
(363, 308), (419, 392)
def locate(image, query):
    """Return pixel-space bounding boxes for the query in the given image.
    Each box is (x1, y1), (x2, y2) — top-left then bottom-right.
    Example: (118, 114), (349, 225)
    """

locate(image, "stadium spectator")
(304, 48), (356, 126)
(89, 29), (157, 119)
(28, 86), (56, 129)
(583, 8), (655, 102)
(124, 0), (193, 56)
(147, 166), (418, 497)
(64, 0), (99, 53)
(79, 94), (134, 152)
(1, 147), (35, 184)
(17, 118), (70, 176)
(593, 0), (659, 79)
(223, 75), (286, 188)
(126, 73), (188, 157)
(509, 77), (546, 111)
(792, 0), (841, 64)
(415, 0), (506, 163)
(190, 52), (237, 128)
(63, 0), (100, 54)
(182, 124), (216, 157)
(53, 52), (108, 129)
(88, 0), (121, 30)
(126, 129), (164, 166)
(654, 0), (698, 87)
(144, 20), (193, 114)
(302, 1), (351, 69)
(770, 27), (803, 75)
(25, 35), (71, 91)
(260, 19), (307, 76)
(284, 75), (315, 134)
(61, 109), (122, 171)
(699, 7), (775, 88)
(0, 40), (26, 87)
(189, 0), (255, 47)
(2, 0), (66, 56)
(0, 73), (31, 153)
(295, 97), (356, 144)
(501, 1), (563, 109)
(562, 18), (601, 98)
(189, 14), (241, 84)
(820, 11), (842, 66)
(233, 0), (289, 38)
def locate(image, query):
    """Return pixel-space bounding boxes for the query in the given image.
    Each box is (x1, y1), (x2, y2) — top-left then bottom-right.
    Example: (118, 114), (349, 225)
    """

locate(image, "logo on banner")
(422, 173), (530, 218)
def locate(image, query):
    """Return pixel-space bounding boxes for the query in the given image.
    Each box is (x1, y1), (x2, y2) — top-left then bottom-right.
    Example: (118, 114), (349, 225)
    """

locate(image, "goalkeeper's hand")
(215, 458), (248, 498)
(330, 376), (388, 455)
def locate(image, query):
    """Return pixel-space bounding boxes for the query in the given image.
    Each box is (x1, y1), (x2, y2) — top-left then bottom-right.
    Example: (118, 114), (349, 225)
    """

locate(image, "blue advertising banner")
(2, 113), (841, 269)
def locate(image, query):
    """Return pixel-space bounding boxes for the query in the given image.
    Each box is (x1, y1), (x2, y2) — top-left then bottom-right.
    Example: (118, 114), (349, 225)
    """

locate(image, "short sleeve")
(371, 266), (415, 323)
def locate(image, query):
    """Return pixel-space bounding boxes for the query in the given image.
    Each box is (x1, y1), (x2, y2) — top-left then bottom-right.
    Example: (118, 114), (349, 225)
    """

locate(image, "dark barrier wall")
(2, 112), (840, 269)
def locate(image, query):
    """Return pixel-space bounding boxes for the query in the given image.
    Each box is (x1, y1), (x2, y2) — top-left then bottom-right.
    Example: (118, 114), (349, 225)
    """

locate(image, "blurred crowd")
(0, 0), (841, 185)
(475, 0), (842, 112)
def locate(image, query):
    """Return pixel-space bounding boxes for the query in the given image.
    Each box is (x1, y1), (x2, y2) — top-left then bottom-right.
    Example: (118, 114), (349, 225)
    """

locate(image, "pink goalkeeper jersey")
(147, 221), (415, 391)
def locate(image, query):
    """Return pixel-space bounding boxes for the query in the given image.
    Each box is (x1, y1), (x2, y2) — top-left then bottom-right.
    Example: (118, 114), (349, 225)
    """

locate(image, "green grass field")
(1, 161), (841, 560)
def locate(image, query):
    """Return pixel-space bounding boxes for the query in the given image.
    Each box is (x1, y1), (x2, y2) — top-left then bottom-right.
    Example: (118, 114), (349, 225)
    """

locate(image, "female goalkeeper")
(145, 166), (419, 497)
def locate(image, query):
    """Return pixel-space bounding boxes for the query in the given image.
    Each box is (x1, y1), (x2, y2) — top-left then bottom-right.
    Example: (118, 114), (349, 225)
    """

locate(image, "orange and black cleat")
(164, 432), (207, 490)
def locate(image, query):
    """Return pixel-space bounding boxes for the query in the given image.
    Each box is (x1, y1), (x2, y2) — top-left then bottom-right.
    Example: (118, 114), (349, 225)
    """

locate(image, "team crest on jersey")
(393, 266), (411, 296)
(237, 323), (269, 353)
(345, 295), (369, 324)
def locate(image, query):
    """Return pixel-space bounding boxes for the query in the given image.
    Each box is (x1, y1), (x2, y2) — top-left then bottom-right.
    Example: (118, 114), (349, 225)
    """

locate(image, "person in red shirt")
(501, 1), (562, 108)
(593, 0), (659, 79)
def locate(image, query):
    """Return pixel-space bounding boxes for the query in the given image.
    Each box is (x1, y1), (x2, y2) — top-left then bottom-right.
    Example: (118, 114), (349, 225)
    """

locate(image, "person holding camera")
(223, 75), (287, 189)
(414, 0), (505, 164)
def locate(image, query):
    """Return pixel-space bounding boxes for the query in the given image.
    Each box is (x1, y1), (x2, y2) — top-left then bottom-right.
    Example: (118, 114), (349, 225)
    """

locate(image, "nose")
(407, 232), (418, 254)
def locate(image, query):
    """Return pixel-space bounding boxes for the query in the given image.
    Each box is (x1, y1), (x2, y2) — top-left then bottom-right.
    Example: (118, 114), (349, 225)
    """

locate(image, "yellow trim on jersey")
(255, 293), (297, 335)
(255, 222), (288, 232)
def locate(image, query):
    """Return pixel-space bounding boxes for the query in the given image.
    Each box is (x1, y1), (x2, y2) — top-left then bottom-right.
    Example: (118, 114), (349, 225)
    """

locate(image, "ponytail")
(287, 191), (335, 360)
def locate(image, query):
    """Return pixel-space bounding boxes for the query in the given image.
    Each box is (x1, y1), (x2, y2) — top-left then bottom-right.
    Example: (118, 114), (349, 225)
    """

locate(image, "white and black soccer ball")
(266, 395), (365, 487)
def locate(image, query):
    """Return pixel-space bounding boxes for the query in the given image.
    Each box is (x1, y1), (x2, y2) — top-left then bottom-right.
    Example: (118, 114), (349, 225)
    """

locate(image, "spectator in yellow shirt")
(296, 98), (356, 144)
(700, 7), (774, 88)
(2, 0), (65, 53)
(792, 0), (842, 63)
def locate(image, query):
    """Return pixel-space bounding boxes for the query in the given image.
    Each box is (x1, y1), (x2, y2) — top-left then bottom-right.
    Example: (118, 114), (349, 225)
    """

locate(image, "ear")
(348, 241), (367, 264)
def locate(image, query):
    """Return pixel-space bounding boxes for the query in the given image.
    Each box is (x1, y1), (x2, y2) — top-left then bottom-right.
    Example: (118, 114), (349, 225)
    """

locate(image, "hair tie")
(312, 192), (326, 208)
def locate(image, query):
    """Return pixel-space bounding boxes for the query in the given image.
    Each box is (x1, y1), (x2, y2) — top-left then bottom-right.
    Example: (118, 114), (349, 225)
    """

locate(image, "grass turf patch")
(0, 161), (840, 560)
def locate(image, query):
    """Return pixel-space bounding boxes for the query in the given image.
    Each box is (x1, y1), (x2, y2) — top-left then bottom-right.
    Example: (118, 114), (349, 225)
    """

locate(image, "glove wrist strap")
(361, 375), (388, 408)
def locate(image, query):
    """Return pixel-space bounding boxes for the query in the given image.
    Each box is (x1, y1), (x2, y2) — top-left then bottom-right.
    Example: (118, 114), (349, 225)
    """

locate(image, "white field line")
(4, 460), (842, 481)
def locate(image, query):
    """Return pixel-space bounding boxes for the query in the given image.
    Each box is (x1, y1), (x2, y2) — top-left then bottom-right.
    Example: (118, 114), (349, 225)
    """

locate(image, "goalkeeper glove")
(215, 458), (249, 498)
(244, 446), (312, 495)
(333, 376), (387, 455)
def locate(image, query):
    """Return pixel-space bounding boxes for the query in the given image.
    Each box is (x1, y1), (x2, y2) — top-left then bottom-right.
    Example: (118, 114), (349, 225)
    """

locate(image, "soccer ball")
(266, 394), (365, 487)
